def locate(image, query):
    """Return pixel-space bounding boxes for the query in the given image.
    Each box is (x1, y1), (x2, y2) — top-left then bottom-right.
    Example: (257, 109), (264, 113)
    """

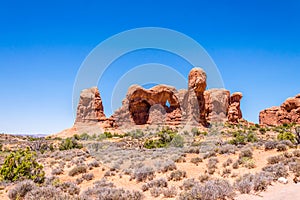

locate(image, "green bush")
(68, 166), (87, 176)
(59, 137), (83, 150)
(169, 135), (184, 148)
(277, 132), (295, 143)
(144, 128), (178, 149)
(229, 131), (258, 145)
(259, 128), (266, 134)
(0, 148), (45, 183)
(79, 133), (91, 140)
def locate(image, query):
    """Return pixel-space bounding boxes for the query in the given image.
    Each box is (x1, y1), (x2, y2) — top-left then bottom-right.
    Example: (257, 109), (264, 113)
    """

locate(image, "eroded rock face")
(187, 68), (207, 126)
(260, 94), (300, 126)
(204, 89), (230, 123)
(75, 87), (106, 123)
(75, 68), (244, 129)
(228, 92), (243, 123)
(114, 84), (182, 126)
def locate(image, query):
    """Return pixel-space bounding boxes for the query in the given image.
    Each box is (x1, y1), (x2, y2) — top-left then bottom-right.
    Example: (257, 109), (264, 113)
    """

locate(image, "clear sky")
(0, 0), (299, 134)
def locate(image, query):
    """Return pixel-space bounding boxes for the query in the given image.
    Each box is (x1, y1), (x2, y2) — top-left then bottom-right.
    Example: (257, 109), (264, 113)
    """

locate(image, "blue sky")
(0, 0), (299, 134)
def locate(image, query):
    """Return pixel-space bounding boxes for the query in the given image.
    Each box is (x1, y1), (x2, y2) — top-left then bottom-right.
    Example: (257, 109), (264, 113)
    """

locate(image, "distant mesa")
(259, 94), (300, 126)
(73, 67), (244, 132)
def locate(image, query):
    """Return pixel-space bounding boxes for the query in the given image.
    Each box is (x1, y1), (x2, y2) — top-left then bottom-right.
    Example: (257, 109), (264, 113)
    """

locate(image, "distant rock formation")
(75, 87), (113, 128)
(74, 68), (244, 130)
(259, 94), (300, 126)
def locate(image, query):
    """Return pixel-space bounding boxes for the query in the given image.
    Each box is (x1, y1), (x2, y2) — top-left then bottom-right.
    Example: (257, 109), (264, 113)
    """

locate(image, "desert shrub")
(87, 160), (100, 169)
(229, 131), (258, 145)
(276, 143), (288, 151)
(169, 134), (184, 147)
(235, 172), (273, 194)
(198, 179), (234, 200)
(267, 155), (284, 165)
(277, 132), (296, 143)
(0, 148), (45, 183)
(85, 187), (143, 200)
(280, 140), (295, 148)
(68, 165), (87, 176)
(51, 167), (64, 175)
(25, 186), (73, 200)
(144, 128), (178, 149)
(8, 180), (36, 200)
(58, 181), (80, 195)
(259, 128), (267, 134)
(190, 157), (202, 165)
(289, 162), (300, 176)
(222, 158), (233, 168)
(133, 166), (155, 182)
(76, 177), (84, 184)
(264, 141), (277, 150)
(125, 129), (144, 139)
(163, 186), (177, 198)
(203, 151), (216, 159)
(93, 178), (115, 188)
(232, 161), (239, 169)
(155, 160), (177, 173)
(221, 168), (232, 177)
(150, 187), (161, 197)
(253, 172), (273, 192)
(293, 150), (300, 157)
(142, 178), (168, 191)
(239, 157), (256, 169)
(168, 170), (186, 181)
(79, 133), (91, 140)
(181, 178), (198, 191)
(198, 174), (210, 183)
(184, 147), (200, 154)
(235, 173), (253, 194)
(82, 173), (94, 181)
(59, 137), (82, 150)
(218, 144), (236, 154)
(262, 163), (288, 179)
(207, 157), (219, 169)
(239, 148), (253, 158)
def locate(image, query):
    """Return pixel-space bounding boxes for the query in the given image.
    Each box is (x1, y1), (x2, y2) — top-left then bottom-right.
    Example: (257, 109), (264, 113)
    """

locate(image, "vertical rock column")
(187, 68), (207, 126)
(228, 92), (243, 123)
(75, 87), (106, 123)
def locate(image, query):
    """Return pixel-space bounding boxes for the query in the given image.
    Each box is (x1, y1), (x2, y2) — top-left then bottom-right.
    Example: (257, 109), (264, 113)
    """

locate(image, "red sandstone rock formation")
(204, 89), (231, 123)
(228, 92), (243, 123)
(112, 84), (182, 127)
(74, 68), (244, 129)
(259, 94), (300, 126)
(75, 87), (105, 123)
(75, 87), (113, 128)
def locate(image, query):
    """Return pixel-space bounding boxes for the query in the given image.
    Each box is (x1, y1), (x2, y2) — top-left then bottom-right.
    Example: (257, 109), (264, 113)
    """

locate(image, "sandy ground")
(236, 181), (300, 200)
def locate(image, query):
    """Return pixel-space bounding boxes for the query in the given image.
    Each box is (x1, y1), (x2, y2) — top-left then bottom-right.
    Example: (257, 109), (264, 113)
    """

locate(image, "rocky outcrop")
(75, 87), (105, 123)
(75, 87), (113, 128)
(228, 92), (243, 123)
(260, 94), (300, 126)
(112, 84), (182, 127)
(74, 68), (244, 130)
(204, 89), (231, 123)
